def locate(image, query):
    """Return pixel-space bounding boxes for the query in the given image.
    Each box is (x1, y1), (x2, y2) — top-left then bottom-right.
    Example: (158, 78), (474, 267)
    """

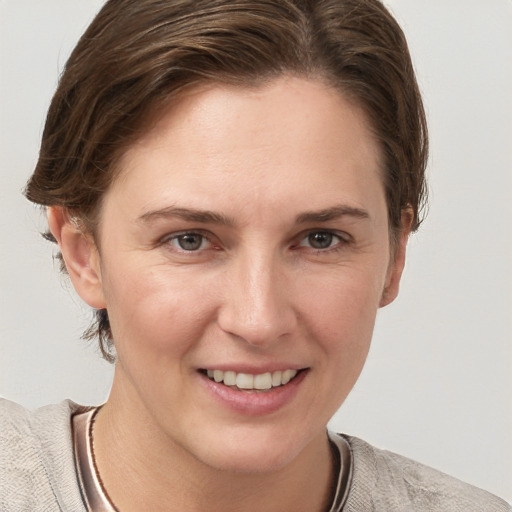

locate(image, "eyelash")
(295, 230), (349, 253)
(160, 229), (350, 254)
(161, 230), (215, 253)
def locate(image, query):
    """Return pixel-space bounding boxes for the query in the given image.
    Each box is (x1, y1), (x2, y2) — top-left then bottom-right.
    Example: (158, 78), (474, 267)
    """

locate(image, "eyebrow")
(138, 204), (370, 226)
(138, 206), (235, 226)
(295, 205), (370, 224)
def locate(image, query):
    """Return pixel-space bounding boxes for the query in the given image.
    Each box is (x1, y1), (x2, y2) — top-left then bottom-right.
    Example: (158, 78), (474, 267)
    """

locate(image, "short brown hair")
(25, 0), (428, 362)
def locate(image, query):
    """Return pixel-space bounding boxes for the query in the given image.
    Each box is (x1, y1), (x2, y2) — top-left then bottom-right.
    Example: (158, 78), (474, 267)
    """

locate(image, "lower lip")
(198, 370), (308, 416)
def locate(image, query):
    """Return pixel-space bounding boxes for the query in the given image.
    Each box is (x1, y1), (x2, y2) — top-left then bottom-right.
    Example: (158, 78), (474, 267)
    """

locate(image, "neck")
(93, 391), (336, 512)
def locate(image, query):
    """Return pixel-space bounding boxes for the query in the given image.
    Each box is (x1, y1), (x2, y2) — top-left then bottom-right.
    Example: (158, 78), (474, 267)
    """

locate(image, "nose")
(217, 251), (297, 347)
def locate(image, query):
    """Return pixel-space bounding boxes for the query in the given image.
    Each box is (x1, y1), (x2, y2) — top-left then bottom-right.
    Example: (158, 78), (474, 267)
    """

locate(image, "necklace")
(73, 407), (118, 511)
(89, 408), (120, 511)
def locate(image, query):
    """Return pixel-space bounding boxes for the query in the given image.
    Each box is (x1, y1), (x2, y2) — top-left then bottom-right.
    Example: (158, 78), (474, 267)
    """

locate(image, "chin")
(186, 425), (318, 475)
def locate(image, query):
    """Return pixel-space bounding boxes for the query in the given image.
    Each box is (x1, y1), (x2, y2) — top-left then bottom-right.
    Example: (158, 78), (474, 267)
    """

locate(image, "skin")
(49, 76), (410, 511)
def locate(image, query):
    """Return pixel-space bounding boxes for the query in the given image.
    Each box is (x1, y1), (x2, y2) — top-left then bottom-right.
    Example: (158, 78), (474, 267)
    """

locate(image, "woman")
(1, 0), (510, 510)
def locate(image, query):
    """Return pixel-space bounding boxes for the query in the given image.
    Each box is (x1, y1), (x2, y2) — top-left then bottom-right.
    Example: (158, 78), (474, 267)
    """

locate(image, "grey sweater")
(1, 399), (510, 511)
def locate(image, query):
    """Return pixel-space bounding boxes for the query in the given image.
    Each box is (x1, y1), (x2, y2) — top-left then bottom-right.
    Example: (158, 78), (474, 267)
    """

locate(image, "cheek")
(297, 268), (384, 367)
(101, 262), (218, 360)
(301, 265), (384, 330)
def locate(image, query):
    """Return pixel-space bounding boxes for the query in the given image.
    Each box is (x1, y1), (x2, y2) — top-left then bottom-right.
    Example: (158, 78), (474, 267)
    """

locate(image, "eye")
(167, 232), (210, 252)
(298, 230), (345, 250)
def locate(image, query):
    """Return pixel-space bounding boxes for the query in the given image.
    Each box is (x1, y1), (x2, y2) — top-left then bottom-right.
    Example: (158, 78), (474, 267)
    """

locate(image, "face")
(60, 77), (408, 473)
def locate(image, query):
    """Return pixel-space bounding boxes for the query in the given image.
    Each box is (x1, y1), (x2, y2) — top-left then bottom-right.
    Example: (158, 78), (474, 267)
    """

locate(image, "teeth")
(223, 371), (236, 386)
(272, 371), (282, 387)
(236, 373), (254, 389)
(253, 372), (272, 390)
(282, 369), (295, 385)
(205, 369), (298, 390)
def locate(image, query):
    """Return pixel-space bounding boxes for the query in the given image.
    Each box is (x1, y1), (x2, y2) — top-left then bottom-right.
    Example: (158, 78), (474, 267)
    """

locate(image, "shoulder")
(0, 398), (90, 512)
(0, 397), (85, 451)
(336, 434), (511, 512)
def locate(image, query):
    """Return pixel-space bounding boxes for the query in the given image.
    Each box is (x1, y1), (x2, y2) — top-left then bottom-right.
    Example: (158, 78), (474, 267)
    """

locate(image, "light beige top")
(3, 399), (510, 511)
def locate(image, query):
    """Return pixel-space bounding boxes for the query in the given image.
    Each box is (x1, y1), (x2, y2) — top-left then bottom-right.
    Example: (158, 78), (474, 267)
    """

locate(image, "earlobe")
(379, 210), (413, 308)
(47, 207), (107, 309)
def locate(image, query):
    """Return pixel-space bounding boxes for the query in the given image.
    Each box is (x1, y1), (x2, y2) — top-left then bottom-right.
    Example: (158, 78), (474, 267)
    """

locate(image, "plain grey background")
(1, 0), (511, 502)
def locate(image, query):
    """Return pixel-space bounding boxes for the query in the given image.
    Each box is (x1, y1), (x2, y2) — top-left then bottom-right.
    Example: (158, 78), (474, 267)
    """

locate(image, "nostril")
(217, 309), (297, 348)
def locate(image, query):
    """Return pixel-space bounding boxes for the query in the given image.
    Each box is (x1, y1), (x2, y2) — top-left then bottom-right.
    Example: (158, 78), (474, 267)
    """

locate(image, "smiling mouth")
(200, 369), (303, 391)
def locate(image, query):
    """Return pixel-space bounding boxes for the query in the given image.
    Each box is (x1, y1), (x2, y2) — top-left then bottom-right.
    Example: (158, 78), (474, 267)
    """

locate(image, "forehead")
(108, 76), (385, 224)
(128, 77), (379, 159)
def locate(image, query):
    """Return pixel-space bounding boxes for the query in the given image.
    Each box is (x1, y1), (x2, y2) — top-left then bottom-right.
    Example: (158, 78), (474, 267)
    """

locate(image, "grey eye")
(175, 233), (205, 251)
(307, 231), (334, 249)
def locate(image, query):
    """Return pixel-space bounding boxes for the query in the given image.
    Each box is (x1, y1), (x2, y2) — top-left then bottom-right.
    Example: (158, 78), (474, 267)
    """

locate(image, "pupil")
(179, 234), (202, 250)
(309, 232), (332, 249)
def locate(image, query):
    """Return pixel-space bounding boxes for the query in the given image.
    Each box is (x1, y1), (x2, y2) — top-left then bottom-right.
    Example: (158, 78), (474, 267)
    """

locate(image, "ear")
(47, 207), (107, 309)
(379, 210), (413, 308)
